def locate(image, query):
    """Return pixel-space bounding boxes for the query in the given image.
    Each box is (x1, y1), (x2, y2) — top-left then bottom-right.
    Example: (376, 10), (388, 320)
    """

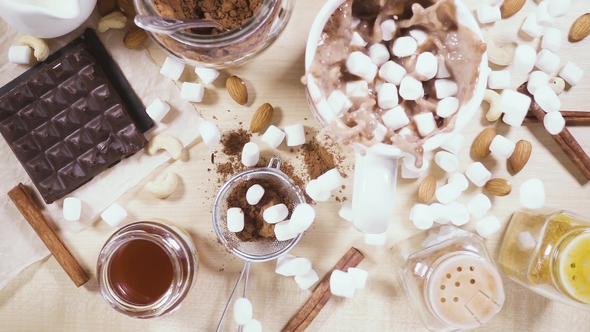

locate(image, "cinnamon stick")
(8, 183), (89, 287)
(282, 247), (364, 332)
(523, 110), (590, 125)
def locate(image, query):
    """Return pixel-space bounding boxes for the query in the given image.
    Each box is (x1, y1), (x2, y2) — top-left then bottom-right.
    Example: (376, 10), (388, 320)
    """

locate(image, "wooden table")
(1, 1), (590, 331)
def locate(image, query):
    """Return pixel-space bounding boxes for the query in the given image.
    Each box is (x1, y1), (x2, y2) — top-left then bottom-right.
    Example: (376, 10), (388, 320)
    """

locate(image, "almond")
(124, 26), (148, 49)
(509, 139), (532, 173)
(569, 13), (590, 42)
(418, 174), (436, 203)
(250, 103), (274, 133)
(484, 178), (512, 196)
(500, 0), (525, 18)
(97, 0), (117, 16)
(117, 0), (136, 16)
(471, 127), (497, 159)
(226, 76), (248, 105)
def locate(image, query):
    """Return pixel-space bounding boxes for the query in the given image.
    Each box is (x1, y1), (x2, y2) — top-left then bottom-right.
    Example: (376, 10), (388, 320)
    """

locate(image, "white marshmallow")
(436, 97), (460, 118)
(514, 45), (537, 74)
(399, 76), (424, 100)
(476, 4), (501, 24)
(8, 45), (32, 65)
(435, 79), (459, 99)
(350, 31), (368, 47)
(410, 203), (434, 230)
(487, 71), (511, 90)
(194, 67), (219, 85)
(346, 51), (378, 82)
(348, 267), (368, 289)
(547, 0), (569, 18)
(233, 298), (253, 326)
(289, 203), (316, 233)
(374, 78), (385, 93)
(489, 134), (516, 159)
(369, 43), (390, 67)
(317, 168), (343, 192)
(519, 178), (545, 209)
(381, 105), (409, 130)
(415, 52), (438, 81)
(63, 197), (81, 221)
(305, 179), (331, 202)
(346, 80), (370, 97)
(380, 19), (397, 41)
(518, 231), (537, 250)
(542, 27), (562, 53)
(413, 112), (436, 137)
(274, 220), (299, 241)
(199, 120), (221, 146)
(543, 110), (565, 135)
(295, 269), (319, 290)
(536, 1), (554, 27)
(535, 49), (560, 74)
(227, 207), (245, 232)
(448, 173), (469, 192)
(435, 184), (462, 204)
(430, 203), (450, 224)
(284, 257), (312, 277)
(391, 36), (417, 58)
(101, 203), (127, 228)
(379, 61), (407, 86)
(475, 215), (501, 238)
(501, 89), (531, 127)
(330, 270), (356, 298)
(145, 98), (170, 122)
(284, 123), (306, 146)
(338, 201), (353, 222)
(534, 85), (561, 114)
(261, 125), (285, 148)
(446, 201), (470, 226)
(263, 203), (289, 224)
(377, 83), (399, 109)
(434, 151), (459, 173)
(328, 90), (352, 115)
(467, 193), (492, 218)
(275, 254), (296, 276)
(465, 162), (492, 187)
(160, 56), (184, 81)
(372, 123), (388, 142)
(521, 13), (544, 38)
(559, 61), (584, 86)
(440, 133), (464, 155)
(527, 71), (549, 94)
(408, 29), (428, 46)
(243, 319), (262, 332)
(240, 142), (260, 167)
(364, 232), (387, 246)
(246, 184), (265, 205)
(436, 57), (451, 79)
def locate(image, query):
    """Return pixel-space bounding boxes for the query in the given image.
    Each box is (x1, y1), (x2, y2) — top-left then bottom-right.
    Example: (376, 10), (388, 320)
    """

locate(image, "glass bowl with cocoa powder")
(134, 0), (295, 68)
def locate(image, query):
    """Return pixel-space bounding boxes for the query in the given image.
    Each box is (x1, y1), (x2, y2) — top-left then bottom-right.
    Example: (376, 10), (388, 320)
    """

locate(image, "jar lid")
(426, 253), (505, 330)
(557, 232), (590, 304)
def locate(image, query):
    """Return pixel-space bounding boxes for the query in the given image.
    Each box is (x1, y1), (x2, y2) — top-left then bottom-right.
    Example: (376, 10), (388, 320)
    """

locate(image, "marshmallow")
(181, 82), (205, 103)
(199, 120), (221, 146)
(542, 28), (562, 53)
(8, 45), (32, 65)
(434, 151), (459, 173)
(369, 43), (390, 67)
(543, 110), (565, 135)
(233, 298), (253, 326)
(413, 112), (436, 137)
(194, 67), (220, 85)
(372, 123), (388, 142)
(101, 203), (127, 228)
(501, 89), (531, 127)
(377, 83), (399, 109)
(435, 79), (459, 99)
(381, 105), (410, 130)
(348, 267), (368, 289)
(241, 142), (260, 167)
(536, 1), (554, 27)
(284, 124), (306, 146)
(487, 71), (511, 90)
(465, 162), (492, 187)
(338, 201), (353, 222)
(514, 45), (537, 74)
(275, 254), (296, 276)
(145, 98), (170, 122)
(317, 169), (343, 192)
(246, 184), (265, 205)
(446, 201), (470, 226)
(227, 207), (245, 232)
(243, 319), (262, 332)
(274, 220), (299, 241)
(160, 56), (184, 81)
(476, 4), (501, 24)
(391, 36), (417, 58)
(289, 203), (316, 233)
(436, 97), (459, 118)
(535, 49), (560, 74)
(350, 31), (368, 47)
(410, 203), (434, 230)
(328, 90), (352, 115)
(305, 179), (331, 202)
(283, 257), (312, 277)
(380, 19), (397, 41)
(364, 232), (387, 246)
(475, 215), (501, 238)
(379, 61), (407, 86)
(467, 193), (492, 218)
(399, 76), (424, 100)
(263, 203), (289, 224)
(489, 134), (516, 159)
(435, 184), (462, 204)
(448, 173), (469, 192)
(415, 52), (438, 80)
(63, 197), (81, 221)
(527, 71), (549, 94)
(440, 133), (464, 155)
(346, 80), (370, 97)
(521, 13), (544, 38)
(534, 85), (561, 114)
(519, 178), (545, 209)
(436, 57), (451, 79)
(346, 51), (378, 82)
(547, 0), (569, 18)
(295, 269), (319, 290)
(330, 270), (356, 298)
(559, 61), (584, 86)
(261, 125), (285, 148)
(430, 203), (450, 224)
(518, 231), (537, 250)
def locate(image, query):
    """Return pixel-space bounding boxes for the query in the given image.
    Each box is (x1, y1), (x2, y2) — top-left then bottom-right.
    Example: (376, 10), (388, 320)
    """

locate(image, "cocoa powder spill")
(301, 139), (337, 180)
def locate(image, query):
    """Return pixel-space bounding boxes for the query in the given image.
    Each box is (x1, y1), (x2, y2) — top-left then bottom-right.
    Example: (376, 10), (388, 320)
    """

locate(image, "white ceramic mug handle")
(352, 150), (399, 234)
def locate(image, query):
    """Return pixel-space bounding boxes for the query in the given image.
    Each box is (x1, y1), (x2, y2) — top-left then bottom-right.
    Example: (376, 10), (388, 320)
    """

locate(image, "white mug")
(304, 0), (489, 234)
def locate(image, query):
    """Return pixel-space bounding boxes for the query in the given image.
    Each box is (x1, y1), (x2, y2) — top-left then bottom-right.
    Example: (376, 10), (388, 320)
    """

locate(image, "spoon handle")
(134, 15), (222, 34)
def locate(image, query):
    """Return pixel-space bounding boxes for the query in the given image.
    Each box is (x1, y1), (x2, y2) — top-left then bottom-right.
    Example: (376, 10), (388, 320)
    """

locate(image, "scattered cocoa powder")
(301, 138), (337, 179)
(221, 128), (251, 156)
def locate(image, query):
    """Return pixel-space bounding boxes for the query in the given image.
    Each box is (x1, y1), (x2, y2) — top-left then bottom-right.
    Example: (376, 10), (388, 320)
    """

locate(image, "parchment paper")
(0, 12), (204, 290)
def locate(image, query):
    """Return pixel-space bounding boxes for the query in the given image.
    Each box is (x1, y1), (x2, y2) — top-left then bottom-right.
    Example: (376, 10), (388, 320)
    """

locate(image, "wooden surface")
(2, 0), (590, 331)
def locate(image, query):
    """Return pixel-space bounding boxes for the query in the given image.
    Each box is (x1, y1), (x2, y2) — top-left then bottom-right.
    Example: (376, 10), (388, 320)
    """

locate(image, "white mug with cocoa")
(304, 0), (489, 234)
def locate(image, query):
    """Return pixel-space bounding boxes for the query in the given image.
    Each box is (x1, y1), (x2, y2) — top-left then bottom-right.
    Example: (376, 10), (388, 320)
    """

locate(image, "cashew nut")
(485, 36), (517, 66)
(146, 134), (183, 160)
(97, 11), (127, 33)
(18, 35), (49, 61)
(548, 77), (566, 95)
(483, 89), (502, 122)
(144, 172), (178, 199)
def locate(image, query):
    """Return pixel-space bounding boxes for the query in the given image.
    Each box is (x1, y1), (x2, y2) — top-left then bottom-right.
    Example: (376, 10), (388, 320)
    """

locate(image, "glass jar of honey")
(497, 207), (590, 311)
(97, 220), (198, 318)
(392, 225), (505, 332)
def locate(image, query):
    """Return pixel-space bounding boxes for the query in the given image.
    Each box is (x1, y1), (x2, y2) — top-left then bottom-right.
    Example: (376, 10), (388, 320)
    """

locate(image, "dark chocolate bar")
(0, 29), (154, 204)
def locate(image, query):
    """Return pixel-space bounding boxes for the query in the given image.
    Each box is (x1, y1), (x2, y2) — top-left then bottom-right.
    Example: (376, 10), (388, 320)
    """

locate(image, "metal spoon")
(134, 15), (223, 34)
